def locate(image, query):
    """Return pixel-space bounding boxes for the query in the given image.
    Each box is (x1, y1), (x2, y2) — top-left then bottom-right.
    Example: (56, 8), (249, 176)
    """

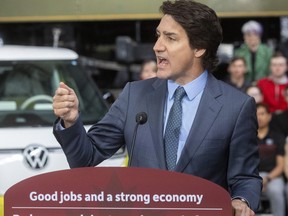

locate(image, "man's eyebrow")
(164, 31), (177, 36)
(156, 30), (178, 36)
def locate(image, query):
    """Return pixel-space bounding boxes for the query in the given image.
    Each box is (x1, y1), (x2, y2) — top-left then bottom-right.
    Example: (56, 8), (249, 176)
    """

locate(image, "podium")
(5, 167), (232, 216)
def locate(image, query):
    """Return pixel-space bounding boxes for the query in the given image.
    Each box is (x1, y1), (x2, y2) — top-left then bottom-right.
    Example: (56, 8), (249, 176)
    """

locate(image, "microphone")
(128, 112), (148, 167)
(136, 112), (148, 125)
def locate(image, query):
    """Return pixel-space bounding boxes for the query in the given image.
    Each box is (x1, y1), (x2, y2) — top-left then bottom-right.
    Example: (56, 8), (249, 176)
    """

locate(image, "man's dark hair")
(160, 0), (223, 72)
(256, 102), (270, 114)
(270, 51), (287, 62)
(230, 56), (247, 66)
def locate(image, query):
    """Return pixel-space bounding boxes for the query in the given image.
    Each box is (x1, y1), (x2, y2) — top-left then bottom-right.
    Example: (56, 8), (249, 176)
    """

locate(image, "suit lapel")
(175, 74), (223, 172)
(146, 79), (167, 169)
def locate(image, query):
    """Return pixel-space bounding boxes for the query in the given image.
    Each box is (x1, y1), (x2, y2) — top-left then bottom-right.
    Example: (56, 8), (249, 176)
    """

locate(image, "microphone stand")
(128, 112), (147, 167)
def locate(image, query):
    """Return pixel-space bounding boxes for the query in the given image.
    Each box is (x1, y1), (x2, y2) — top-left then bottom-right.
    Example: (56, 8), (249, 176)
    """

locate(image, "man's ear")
(194, 49), (206, 58)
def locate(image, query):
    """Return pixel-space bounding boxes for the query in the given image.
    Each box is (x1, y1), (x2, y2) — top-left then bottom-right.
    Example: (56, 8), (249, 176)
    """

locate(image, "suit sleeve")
(227, 97), (262, 211)
(53, 82), (131, 168)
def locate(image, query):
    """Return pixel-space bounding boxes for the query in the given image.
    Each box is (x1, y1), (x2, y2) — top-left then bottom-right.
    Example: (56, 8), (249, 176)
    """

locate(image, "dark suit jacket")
(54, 73), (262, 210)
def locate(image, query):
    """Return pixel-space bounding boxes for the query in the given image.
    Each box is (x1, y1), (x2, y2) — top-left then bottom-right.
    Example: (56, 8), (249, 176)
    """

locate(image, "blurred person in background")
(271, 86), (288, 140)
(257, 53), (288, 113)
(224, 56), (250, 92)
(278, 39), (288, 60)
(139, 59), (157, 80)
(256, 103), (286, 216)
(246, 85), (263, 104)
(234, 20), (272, 82)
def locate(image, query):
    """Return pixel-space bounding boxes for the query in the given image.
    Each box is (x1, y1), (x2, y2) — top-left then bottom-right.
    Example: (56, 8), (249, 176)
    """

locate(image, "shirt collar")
(167, 70), (208, 101)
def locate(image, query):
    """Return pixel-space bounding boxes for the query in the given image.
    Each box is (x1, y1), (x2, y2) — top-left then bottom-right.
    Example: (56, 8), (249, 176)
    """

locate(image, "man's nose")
(153, 38), (165, 53)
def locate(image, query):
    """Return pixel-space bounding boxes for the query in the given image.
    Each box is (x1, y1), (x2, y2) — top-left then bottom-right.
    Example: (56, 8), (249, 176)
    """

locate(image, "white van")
(0, 45), (126, 213)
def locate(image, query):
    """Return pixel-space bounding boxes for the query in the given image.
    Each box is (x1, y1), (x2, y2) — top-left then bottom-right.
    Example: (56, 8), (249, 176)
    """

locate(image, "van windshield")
(0, 60), (108, 127)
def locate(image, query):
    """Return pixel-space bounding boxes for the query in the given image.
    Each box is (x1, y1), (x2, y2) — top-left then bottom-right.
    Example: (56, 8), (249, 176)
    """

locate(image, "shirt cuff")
(55, 118), (66, 131)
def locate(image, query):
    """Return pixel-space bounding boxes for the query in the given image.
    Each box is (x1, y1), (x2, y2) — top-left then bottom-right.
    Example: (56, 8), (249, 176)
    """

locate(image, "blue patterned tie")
(164, 86), (186, 170)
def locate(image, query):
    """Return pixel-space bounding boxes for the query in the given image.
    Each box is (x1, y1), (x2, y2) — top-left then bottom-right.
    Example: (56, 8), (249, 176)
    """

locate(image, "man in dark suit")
(53, 1), (262, 215)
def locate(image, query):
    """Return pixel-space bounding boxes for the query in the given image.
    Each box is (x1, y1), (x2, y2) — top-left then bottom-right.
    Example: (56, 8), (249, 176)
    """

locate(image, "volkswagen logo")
(23, 145), (49, 170)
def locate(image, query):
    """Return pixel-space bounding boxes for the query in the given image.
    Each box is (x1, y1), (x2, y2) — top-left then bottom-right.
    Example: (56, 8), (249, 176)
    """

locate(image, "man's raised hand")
(53, 82), (79, 128)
